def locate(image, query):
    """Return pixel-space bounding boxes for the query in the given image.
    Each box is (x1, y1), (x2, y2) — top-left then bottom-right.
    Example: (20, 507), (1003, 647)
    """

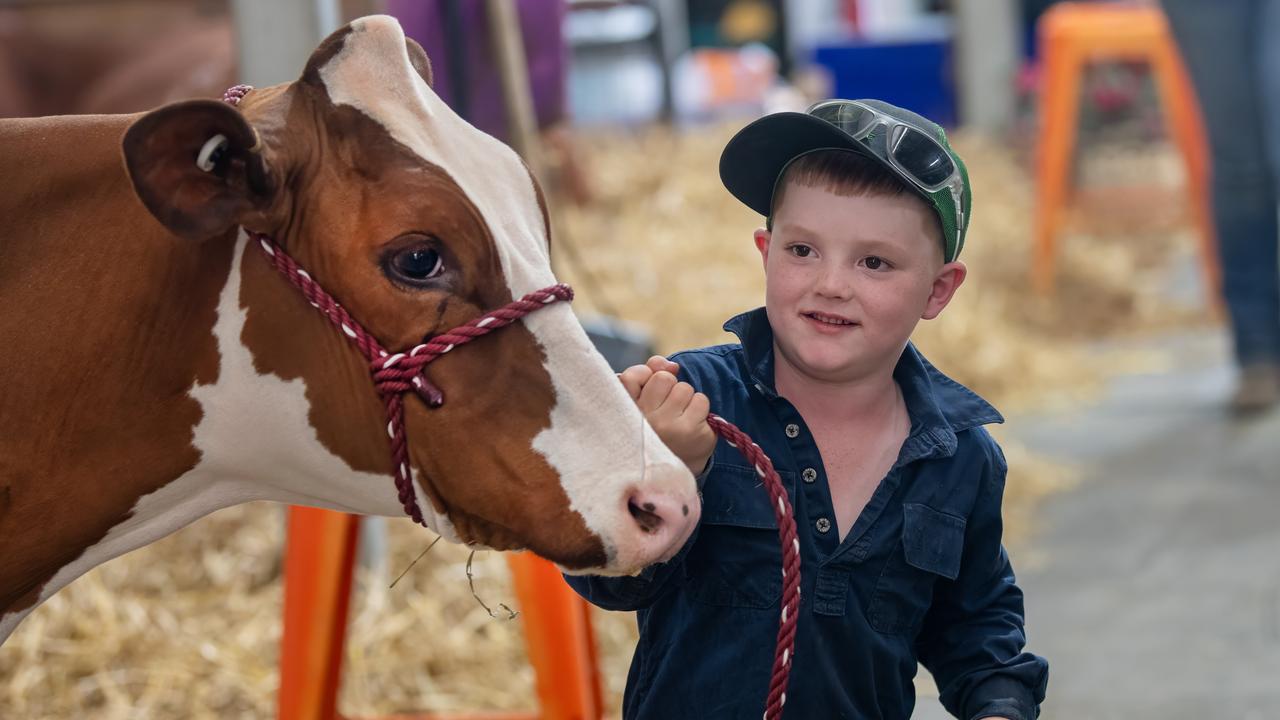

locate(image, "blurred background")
(2, 0), (1277, 718)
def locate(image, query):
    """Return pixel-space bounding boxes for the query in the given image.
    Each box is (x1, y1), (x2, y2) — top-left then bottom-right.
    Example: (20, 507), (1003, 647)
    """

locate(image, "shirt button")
(802, 467), (817, 483)
(785, 423), (800, 438)
(815, 517), (831, 533)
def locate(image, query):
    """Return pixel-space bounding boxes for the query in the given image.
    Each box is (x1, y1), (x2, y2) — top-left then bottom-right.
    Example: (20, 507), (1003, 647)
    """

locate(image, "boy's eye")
(864, 256), (888, 270)
(788, 244), (812, 258)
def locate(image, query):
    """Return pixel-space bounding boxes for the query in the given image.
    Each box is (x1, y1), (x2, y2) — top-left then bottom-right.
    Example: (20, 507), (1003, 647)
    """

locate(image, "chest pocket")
(683, 464), (790, 609)
(867, 503), (966, 635)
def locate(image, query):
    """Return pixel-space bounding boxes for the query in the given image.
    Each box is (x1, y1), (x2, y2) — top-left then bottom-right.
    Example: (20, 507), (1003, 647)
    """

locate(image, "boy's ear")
(922, 261), (967, 320)
(754, 228), (771, 268)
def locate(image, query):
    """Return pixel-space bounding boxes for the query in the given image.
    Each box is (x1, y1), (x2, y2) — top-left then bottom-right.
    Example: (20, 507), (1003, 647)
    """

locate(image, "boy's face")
(756, 182), (966, 385)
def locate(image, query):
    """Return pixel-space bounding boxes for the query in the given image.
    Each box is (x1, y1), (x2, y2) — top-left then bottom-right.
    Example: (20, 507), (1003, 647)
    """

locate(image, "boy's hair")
(768, 149), (945, 253)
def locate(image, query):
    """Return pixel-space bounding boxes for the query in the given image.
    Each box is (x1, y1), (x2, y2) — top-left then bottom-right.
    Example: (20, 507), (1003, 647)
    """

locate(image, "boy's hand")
(619, 356), (716, 477)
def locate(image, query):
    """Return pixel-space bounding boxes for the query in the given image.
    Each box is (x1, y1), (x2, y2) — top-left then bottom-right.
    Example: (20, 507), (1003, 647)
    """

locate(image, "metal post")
(652, 0), (691, 121)
(954, 0), (1021, 132)
(486, 0), (542, 171)
(230, 0), (342, 86)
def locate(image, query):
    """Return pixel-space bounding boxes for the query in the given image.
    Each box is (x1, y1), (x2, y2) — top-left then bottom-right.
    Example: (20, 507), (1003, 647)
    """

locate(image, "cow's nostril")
(628, 499), (664, 534)
(682, 504), (689, 517)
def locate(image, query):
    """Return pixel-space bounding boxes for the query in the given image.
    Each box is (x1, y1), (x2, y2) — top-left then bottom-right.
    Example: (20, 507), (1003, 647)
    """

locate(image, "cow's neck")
(0, 116), (261, 638)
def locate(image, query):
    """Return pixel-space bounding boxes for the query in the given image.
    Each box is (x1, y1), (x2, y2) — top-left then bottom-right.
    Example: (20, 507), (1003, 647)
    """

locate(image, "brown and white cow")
(0, 15), (699, 643)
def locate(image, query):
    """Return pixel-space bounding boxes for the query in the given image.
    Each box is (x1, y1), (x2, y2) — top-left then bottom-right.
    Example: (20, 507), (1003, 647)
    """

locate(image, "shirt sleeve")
(916, 435), (1050, 720)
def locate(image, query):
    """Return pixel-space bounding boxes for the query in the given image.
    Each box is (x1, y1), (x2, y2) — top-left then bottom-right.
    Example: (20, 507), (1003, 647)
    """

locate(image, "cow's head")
(119, 16), (698, 576)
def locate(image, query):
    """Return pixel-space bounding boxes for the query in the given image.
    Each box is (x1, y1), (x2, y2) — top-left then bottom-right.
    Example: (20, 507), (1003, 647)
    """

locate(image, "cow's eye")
(389, 246), (443, 284)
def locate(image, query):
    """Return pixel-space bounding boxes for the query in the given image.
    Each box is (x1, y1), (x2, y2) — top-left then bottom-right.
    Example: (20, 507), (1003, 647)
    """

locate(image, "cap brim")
(719, 112), (900, 218)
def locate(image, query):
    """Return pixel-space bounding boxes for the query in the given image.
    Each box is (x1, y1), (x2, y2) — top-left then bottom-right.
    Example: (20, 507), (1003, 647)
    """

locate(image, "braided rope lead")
(226, 84), (798, 717)
(707, 413), (800, 719)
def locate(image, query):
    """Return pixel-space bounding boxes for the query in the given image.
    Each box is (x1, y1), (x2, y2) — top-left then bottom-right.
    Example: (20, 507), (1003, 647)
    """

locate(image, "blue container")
(810, 27), (957, 128)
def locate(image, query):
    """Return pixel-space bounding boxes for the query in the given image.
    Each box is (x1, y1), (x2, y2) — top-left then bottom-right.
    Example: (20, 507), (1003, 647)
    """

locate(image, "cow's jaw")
(184, 231), (461, 538)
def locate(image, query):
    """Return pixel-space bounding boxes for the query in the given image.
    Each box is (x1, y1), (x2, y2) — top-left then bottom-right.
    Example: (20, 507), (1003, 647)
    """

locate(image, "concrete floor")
(914, 330), (1280, 719)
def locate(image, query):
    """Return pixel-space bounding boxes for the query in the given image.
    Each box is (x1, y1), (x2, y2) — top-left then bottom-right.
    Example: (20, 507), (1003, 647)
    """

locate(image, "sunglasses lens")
(891, 126), (955, 187)
(812, 102), (879, 138)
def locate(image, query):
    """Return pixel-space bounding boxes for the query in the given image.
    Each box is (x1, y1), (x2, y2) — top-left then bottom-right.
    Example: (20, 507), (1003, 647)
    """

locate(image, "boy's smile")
(802, 310), (858, 331)
(756, 182), (965, 385)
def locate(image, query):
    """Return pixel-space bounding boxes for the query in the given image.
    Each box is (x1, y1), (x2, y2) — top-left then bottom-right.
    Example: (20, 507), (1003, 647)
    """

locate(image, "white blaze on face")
(319, 16), (694, 563)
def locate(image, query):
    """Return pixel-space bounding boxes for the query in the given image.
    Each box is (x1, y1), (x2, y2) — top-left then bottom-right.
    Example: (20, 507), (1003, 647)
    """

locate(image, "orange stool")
(277, 506), (604, 720)
(1034, 2), (1219, 299)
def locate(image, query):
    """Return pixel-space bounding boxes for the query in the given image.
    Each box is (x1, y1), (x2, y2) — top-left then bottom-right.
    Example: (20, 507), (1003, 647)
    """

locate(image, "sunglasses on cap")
(807, 99), (966, 234)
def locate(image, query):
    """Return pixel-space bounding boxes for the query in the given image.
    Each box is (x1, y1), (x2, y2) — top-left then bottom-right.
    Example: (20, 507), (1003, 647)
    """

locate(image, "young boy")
(565, 99), (1048, 719)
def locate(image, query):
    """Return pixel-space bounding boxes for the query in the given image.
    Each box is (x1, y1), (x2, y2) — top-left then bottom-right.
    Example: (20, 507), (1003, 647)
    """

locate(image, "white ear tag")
(196, 134), (229, 173)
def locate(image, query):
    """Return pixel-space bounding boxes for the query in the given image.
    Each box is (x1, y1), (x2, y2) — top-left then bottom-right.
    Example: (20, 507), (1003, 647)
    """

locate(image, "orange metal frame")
(277, 506), (605, 720)
(1034, 2), (1220, 300)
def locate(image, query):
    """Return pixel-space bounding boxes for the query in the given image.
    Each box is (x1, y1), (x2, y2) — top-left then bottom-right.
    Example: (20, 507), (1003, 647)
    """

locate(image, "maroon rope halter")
(251, 229), (571, 527)
(222, 84), (571, 527)
(223, 84), (799, 717)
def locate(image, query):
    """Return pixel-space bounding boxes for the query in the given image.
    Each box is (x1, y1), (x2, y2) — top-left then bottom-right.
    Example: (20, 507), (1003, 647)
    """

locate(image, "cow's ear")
(405, 36), (434, 87)
(123, 99), (278, 241)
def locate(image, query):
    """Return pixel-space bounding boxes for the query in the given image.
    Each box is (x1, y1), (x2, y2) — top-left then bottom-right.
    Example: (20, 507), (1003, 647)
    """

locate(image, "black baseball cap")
(719, 99), (972, 262)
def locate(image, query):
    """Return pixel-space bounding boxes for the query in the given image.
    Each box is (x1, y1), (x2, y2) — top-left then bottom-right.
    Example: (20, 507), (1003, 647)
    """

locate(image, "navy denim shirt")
(566, 309), (1048, 720)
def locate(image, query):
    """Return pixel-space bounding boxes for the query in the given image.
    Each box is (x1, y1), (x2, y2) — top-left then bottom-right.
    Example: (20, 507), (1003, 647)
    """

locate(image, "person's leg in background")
(1250, 0), (1280, 378)
(1164, 0), (1280, 415)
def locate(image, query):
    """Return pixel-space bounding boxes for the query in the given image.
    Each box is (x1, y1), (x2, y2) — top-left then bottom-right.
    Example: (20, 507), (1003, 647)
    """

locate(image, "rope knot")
(373, 361), (444, 407)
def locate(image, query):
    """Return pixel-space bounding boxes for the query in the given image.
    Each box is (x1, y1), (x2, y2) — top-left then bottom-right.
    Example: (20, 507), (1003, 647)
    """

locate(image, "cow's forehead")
(316, 15), (552, 297)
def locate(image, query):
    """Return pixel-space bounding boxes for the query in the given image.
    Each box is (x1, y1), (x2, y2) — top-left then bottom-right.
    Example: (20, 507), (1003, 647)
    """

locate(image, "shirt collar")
(723, 308), (1003, 458)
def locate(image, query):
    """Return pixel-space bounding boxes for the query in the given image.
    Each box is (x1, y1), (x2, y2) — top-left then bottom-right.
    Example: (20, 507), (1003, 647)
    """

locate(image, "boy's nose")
(814, 268), (853, 299)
